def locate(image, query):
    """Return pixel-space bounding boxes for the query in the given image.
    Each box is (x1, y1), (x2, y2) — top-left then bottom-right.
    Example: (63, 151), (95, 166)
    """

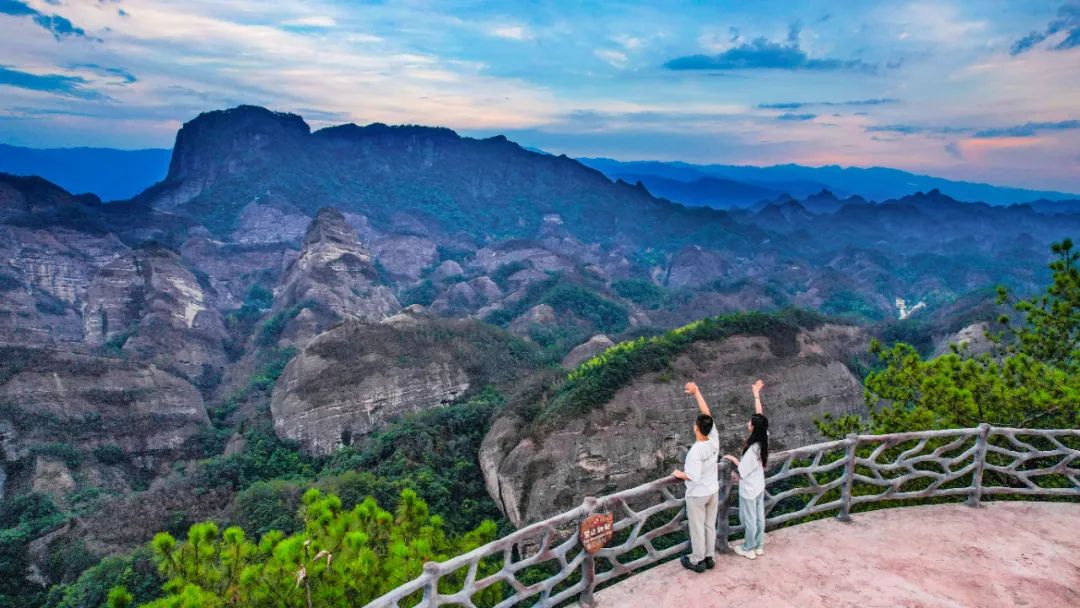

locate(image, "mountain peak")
(166, 105), (310, 182)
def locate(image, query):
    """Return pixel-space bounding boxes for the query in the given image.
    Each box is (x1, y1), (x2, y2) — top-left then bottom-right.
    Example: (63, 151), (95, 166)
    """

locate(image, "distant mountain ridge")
(579, 157), (1080, 207)
(3, 137), (1078, 208)
(0, 143), (170, 201)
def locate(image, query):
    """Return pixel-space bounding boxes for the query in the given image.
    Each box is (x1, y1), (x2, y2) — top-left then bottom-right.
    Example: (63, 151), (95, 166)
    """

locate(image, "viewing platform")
(364, 425), (1079, 608)
(595, 501), (1080, 608)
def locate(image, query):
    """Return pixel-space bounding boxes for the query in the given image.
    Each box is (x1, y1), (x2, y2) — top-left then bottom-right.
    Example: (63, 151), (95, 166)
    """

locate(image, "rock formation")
(480, 324), (867, 528)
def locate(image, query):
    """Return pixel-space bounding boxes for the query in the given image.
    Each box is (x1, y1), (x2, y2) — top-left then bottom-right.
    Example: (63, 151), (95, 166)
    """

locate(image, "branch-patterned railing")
(364, 425), (1079, 608)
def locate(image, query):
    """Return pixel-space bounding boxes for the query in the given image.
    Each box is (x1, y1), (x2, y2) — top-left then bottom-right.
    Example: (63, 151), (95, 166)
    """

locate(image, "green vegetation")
(532, 309), (824, 424)
(113, 489), (497, 608)
(821, 289), (884, 322)
(399, 279), (438, 307)
(0, 493), (68, 607)
(819, 239), (1080, 437)
(612, 278), (667, 309)
(490, 261), (529, 291)
(256, 303), (307, 347)
(93, 445), (128, 466)
(540, 283), (628, 334)
(44, 549), (161, 608)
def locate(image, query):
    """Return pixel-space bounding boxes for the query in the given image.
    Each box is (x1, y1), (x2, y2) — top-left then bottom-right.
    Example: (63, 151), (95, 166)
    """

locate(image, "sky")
(1, 1), (1079, 192)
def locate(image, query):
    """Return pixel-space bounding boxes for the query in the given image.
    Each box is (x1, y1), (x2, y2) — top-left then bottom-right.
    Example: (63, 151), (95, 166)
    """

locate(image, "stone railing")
(363, 425), (1079, 608)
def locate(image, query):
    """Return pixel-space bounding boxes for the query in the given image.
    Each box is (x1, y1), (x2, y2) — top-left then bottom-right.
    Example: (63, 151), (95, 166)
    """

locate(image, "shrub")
(612, 278), (667, 309)
(540, 309), (825, 424)
(92, 445), (128, 466)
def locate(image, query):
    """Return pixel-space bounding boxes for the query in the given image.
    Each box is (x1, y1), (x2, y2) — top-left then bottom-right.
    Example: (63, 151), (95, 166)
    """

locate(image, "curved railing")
(364, 425), (1079, 608)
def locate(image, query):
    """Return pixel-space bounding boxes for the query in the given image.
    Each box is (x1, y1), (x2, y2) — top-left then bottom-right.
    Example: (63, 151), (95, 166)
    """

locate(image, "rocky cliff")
(480, 321), (867, 528)
(271, 312), (542, 455)
(267, 207), (400, 346)
(0, 347), (208, 502)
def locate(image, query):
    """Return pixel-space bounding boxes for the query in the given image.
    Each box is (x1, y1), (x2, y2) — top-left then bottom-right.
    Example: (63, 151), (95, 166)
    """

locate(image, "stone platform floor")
(594, 501), (1080, 608)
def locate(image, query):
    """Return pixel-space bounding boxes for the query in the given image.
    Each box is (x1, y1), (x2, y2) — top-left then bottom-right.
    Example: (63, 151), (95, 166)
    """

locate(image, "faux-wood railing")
(363, 424), (1080, 608)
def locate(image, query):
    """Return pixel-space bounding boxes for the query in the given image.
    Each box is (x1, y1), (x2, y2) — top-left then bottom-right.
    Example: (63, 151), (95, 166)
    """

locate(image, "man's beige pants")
(686, 492), (719, 563)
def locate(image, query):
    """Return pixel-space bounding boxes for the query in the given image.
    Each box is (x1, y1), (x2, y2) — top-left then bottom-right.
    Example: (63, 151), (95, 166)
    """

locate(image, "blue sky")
(1, 1), (1079, 192)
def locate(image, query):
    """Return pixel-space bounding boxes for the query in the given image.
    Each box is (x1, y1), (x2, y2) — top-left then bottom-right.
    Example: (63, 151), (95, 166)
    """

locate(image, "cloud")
(280, 15), (337, 30)
(595, 49), (628, 68)
(664, 23), (877, 72)
(866, 124), (968, 135)
(489, 24), (533, 41)
(777, 113), (816, 121)
(71, 64), (137, 85)
(758, 98), (899, 110)
(0, 0), (89, 39)
(866, 119), (1080, 139)
(0, 65), (105, 99)
(973, 120), (1080, 138)
(944, 141), (963, 159)
(1010, 4), (1080, 55)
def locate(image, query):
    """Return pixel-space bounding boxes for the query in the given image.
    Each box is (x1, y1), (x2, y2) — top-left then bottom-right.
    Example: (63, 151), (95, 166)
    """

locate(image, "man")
(672, 381), (720, 573)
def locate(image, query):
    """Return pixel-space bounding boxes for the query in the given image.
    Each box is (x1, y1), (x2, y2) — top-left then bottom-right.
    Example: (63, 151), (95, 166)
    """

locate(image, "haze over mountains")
(2, 104), (1079, 605)
(3, 136), (1078, 209)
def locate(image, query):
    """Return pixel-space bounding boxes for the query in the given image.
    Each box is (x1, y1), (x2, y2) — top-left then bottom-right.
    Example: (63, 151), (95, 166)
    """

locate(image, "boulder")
(561, 334), (615, 370)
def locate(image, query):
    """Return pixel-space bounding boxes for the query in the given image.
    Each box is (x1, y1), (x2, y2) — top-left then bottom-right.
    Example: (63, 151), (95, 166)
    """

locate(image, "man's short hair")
(696, 414), (713, 436)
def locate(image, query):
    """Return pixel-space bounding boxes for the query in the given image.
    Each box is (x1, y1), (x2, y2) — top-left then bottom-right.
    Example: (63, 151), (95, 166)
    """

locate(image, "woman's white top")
(738, 443), (766, 499)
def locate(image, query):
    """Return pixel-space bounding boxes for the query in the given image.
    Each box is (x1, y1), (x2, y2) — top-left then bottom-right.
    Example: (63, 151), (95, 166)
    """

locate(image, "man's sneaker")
(754, 547), (764, 556)
(680, 555), (706, 573)
(704, 557), (715, 570)
(731, 544), (757, 560)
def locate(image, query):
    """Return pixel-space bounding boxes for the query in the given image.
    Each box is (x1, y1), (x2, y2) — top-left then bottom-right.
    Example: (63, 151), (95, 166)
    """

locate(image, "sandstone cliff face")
(269, 208), (399, 346)
(271, 315), (541, 455)
(83, 246), (229, 385)
(480, 324), (867, 528)
(0, 348), (208, 500)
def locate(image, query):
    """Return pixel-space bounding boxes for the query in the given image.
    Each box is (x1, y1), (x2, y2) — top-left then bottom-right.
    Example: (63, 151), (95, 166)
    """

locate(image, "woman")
(722, 379), (769, 560)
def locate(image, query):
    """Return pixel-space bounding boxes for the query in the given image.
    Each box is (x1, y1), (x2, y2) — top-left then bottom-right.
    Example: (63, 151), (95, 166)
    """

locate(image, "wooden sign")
(579, 512), (614, 554)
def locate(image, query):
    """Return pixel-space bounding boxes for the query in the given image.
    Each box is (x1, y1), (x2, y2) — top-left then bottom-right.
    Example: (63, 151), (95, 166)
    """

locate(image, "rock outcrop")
(931, 322), (994, 359)
(561, 334), (615, 370)
(83, 245), (229, 385)
(271, 317), (541, 455)
(0, 347), (208, 498)
(480, 323), (867, 528)
(268, 208), (399, 345)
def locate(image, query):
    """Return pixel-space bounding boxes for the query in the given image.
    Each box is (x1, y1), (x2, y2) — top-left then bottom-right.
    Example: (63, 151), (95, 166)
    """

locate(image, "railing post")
(967, 423), (992, 508)
(715, 459), (733, 554)
(578, 497), (599, 608)
(836, 433), (859, 523)
(420, 561), (441, 607)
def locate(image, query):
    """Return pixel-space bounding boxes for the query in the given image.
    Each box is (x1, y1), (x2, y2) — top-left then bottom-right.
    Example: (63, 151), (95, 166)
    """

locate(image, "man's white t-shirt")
(683, 427), (720, 497)
(738, 443), (766, 499)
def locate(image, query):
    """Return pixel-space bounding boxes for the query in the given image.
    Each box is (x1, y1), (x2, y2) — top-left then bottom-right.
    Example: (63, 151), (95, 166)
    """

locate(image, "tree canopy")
(819, 239), (1080, 437)
(112, 489), (496, 608)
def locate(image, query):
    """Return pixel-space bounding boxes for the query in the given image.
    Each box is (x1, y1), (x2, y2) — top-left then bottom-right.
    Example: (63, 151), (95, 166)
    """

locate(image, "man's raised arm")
(752, 379), (764, 415)
(684, 381), (710, 416)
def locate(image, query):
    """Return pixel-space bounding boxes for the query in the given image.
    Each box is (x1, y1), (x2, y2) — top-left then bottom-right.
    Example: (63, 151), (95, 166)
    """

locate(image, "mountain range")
(4, 137), (1078, 209)
(2, 104), (1078, 606)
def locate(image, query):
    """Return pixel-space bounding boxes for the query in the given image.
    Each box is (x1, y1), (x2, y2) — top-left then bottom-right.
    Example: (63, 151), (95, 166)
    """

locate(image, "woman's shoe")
(731, 545), (756, 560)
(755, 547), (764, 556)
(704, 557), (715, 569)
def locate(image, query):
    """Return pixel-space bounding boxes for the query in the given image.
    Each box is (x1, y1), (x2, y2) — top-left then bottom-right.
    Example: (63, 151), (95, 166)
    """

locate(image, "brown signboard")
(579, 512), (614, 554)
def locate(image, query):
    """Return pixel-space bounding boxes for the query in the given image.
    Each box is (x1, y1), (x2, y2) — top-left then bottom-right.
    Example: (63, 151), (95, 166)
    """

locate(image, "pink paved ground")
(594, 502), (1080, 608)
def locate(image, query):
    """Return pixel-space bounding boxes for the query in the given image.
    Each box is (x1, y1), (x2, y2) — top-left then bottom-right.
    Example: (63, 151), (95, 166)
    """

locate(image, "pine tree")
(818, 239), (1080, 437)
(116, 488), (497, 608)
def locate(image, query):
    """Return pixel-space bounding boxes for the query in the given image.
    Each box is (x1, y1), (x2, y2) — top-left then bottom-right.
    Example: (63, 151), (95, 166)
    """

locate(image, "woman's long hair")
(741, 413), (769, 467)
